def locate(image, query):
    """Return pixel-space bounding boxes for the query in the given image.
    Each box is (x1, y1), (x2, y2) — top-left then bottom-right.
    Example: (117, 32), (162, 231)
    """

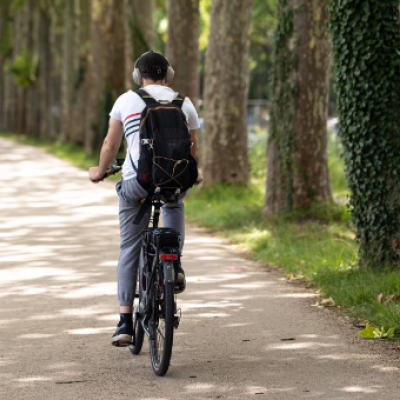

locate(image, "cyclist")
(88, 51), (201, 347)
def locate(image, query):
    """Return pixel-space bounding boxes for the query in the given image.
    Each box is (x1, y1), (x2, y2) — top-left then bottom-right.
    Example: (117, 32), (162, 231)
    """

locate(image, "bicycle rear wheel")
(129, 268), (144, 355)
(150, 261), (175, 376)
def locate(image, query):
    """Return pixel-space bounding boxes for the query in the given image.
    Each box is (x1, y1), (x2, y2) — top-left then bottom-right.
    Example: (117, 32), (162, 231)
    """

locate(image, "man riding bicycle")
(88, 51), (201, 347)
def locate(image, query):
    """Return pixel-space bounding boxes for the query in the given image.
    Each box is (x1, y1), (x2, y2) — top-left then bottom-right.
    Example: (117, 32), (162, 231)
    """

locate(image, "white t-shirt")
(109, 85), (200, 180)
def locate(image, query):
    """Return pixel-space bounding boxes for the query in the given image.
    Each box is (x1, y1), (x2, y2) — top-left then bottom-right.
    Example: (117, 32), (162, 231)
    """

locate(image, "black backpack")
(130, 89), (198, 197)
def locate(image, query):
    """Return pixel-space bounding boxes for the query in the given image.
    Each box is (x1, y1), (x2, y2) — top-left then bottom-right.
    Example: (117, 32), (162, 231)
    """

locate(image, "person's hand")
(88, 167), (104, 183)
(195, 171), (203, 185)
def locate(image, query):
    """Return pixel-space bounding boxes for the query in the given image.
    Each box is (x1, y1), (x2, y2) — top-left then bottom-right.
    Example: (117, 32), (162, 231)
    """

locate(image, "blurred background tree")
(265, 0), (332, 215)
(0, 0), (280, 155)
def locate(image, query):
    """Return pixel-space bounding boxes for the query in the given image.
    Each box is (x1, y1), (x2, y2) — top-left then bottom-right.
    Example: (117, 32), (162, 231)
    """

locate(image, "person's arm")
(190, 129), (203, 184)
(190, 129), (199, 163)
(88, 118), (123, 183)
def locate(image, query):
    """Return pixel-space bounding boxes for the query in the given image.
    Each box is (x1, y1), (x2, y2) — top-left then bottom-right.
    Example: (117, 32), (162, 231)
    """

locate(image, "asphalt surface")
(0, 137), (399, 400)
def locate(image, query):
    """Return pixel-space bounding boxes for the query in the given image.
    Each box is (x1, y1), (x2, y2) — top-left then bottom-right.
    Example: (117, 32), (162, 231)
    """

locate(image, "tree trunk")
(107, 0), (126, 98)
(201, 0), (253, 186)
(61, 0), (76, 142)
(84, 0), (109, 155)
(38, 5), (53, 139)
(71, 0), (92, 145)
(0, 2), (9, 129)
(265, 0), (331, 215)
(125, 0), (154, 67)
(330, 0), (400, 264)
(166, 0), (200, 105)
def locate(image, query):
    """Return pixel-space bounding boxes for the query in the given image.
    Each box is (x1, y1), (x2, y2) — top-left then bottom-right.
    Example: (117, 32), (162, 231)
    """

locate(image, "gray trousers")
(116, 178), (185, 306)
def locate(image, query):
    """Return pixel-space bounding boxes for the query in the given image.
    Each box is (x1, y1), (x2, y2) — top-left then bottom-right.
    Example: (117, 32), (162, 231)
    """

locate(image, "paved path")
(0, 137), (399, 400)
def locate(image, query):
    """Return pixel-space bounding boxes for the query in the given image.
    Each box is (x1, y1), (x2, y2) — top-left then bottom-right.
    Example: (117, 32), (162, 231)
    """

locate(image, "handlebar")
(102, 165), (122, 179)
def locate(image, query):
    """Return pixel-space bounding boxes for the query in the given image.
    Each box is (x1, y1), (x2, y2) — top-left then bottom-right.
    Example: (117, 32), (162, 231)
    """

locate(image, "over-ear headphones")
(132, 51), (175, 86)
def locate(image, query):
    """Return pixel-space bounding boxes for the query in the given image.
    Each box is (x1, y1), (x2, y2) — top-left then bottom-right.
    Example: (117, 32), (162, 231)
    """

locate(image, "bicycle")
(104, 161), (183, 377)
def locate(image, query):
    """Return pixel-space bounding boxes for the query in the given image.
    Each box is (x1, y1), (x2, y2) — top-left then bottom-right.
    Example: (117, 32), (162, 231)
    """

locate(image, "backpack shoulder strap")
(172, 93), (185, 108)
(135, 89), (159, 107)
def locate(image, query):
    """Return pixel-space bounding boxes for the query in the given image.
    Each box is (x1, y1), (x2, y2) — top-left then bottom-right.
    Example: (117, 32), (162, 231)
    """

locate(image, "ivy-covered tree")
(329, 0), (400, 265)
(265, 0), (331, 215)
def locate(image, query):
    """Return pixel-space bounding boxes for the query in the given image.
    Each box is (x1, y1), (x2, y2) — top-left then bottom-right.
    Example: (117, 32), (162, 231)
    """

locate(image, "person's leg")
(161, 197), (185, 251)
(113, 178), (149, 346)
(117, 178), (150, 310)
(161, 196), (186, 293)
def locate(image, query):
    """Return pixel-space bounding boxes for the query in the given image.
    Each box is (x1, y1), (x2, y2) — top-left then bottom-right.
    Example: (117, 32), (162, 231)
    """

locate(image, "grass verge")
(185, 182), (400, 334)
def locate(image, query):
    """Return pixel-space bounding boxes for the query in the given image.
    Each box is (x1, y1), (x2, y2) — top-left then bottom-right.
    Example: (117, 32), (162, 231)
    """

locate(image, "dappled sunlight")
(315, 353), (378, 362)
(58, 282), (116, 299)
(195, 312), (231, 318)
(222, 281), (271, 289)
(16, 376), (53, 383)
(98, 260), (118, 267)
(0, 267), (74, 282)
(341, 386), (381, 394)
(60, 306), (114, 317)
(18, 333), (55, 339)
(222, 322), (252, 328)
(185, 237), (223, 245)
(186, 272), (248, 283)
(371, 365), (399, 372)
(0, 228), (32, 239)
(269, 341), (340, 350)
(0, 318), (18, 327)
(184, 382), (216, 392)
(65, 326), (114, 335)
(274, 293), (317, 299)
(181, 301), (242, 310)
(96, 314), (118, 321)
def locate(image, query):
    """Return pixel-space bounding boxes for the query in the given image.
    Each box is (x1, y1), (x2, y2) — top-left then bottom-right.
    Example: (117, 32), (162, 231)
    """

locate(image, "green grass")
(3, 129), (400, 334)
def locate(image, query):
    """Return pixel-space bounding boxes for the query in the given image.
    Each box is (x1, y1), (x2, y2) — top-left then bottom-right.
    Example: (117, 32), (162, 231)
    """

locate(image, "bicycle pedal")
(173, 315), (180, 329)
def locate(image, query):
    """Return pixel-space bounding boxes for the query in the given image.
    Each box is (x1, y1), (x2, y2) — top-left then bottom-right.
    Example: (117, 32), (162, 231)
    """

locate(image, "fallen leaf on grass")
(376, 293), (400, 306)
(352, 319), (367, 328)
(384, 295), (400, 306)
(359, 325), (395, 340)
(320, 298), (335, 307)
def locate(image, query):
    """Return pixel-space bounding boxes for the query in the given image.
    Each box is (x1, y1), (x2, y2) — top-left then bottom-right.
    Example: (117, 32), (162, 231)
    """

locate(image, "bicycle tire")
(150, 260), (175, 376)
(129, 269), (144, 355)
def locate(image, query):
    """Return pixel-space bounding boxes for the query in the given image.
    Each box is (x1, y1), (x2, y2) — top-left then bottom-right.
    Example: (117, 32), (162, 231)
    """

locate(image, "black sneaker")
(111, 320), (134, 347)
(174, 264), (186, 294)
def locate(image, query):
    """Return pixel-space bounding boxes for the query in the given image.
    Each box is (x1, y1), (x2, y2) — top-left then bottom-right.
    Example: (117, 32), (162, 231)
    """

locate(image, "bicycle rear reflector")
(159, 254), (178, 261)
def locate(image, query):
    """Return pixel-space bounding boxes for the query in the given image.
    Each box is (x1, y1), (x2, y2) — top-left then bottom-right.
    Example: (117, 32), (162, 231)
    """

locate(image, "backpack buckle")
(141, 139), (154, 149)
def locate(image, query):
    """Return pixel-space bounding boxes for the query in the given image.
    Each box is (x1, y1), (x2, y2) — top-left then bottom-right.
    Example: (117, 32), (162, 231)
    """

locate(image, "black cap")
(137, 51), (168, 76)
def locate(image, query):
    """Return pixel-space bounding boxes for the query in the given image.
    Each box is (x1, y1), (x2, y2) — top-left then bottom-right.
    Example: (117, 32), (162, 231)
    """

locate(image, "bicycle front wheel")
(150, 261), (175, 376)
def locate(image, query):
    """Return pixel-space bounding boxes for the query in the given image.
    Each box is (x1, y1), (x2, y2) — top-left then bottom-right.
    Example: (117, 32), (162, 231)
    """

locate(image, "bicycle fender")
(162, 260), (174, 284)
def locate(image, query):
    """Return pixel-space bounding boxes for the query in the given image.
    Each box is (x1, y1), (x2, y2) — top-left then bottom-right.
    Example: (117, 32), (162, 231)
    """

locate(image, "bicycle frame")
(137, 193), (180, 339)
